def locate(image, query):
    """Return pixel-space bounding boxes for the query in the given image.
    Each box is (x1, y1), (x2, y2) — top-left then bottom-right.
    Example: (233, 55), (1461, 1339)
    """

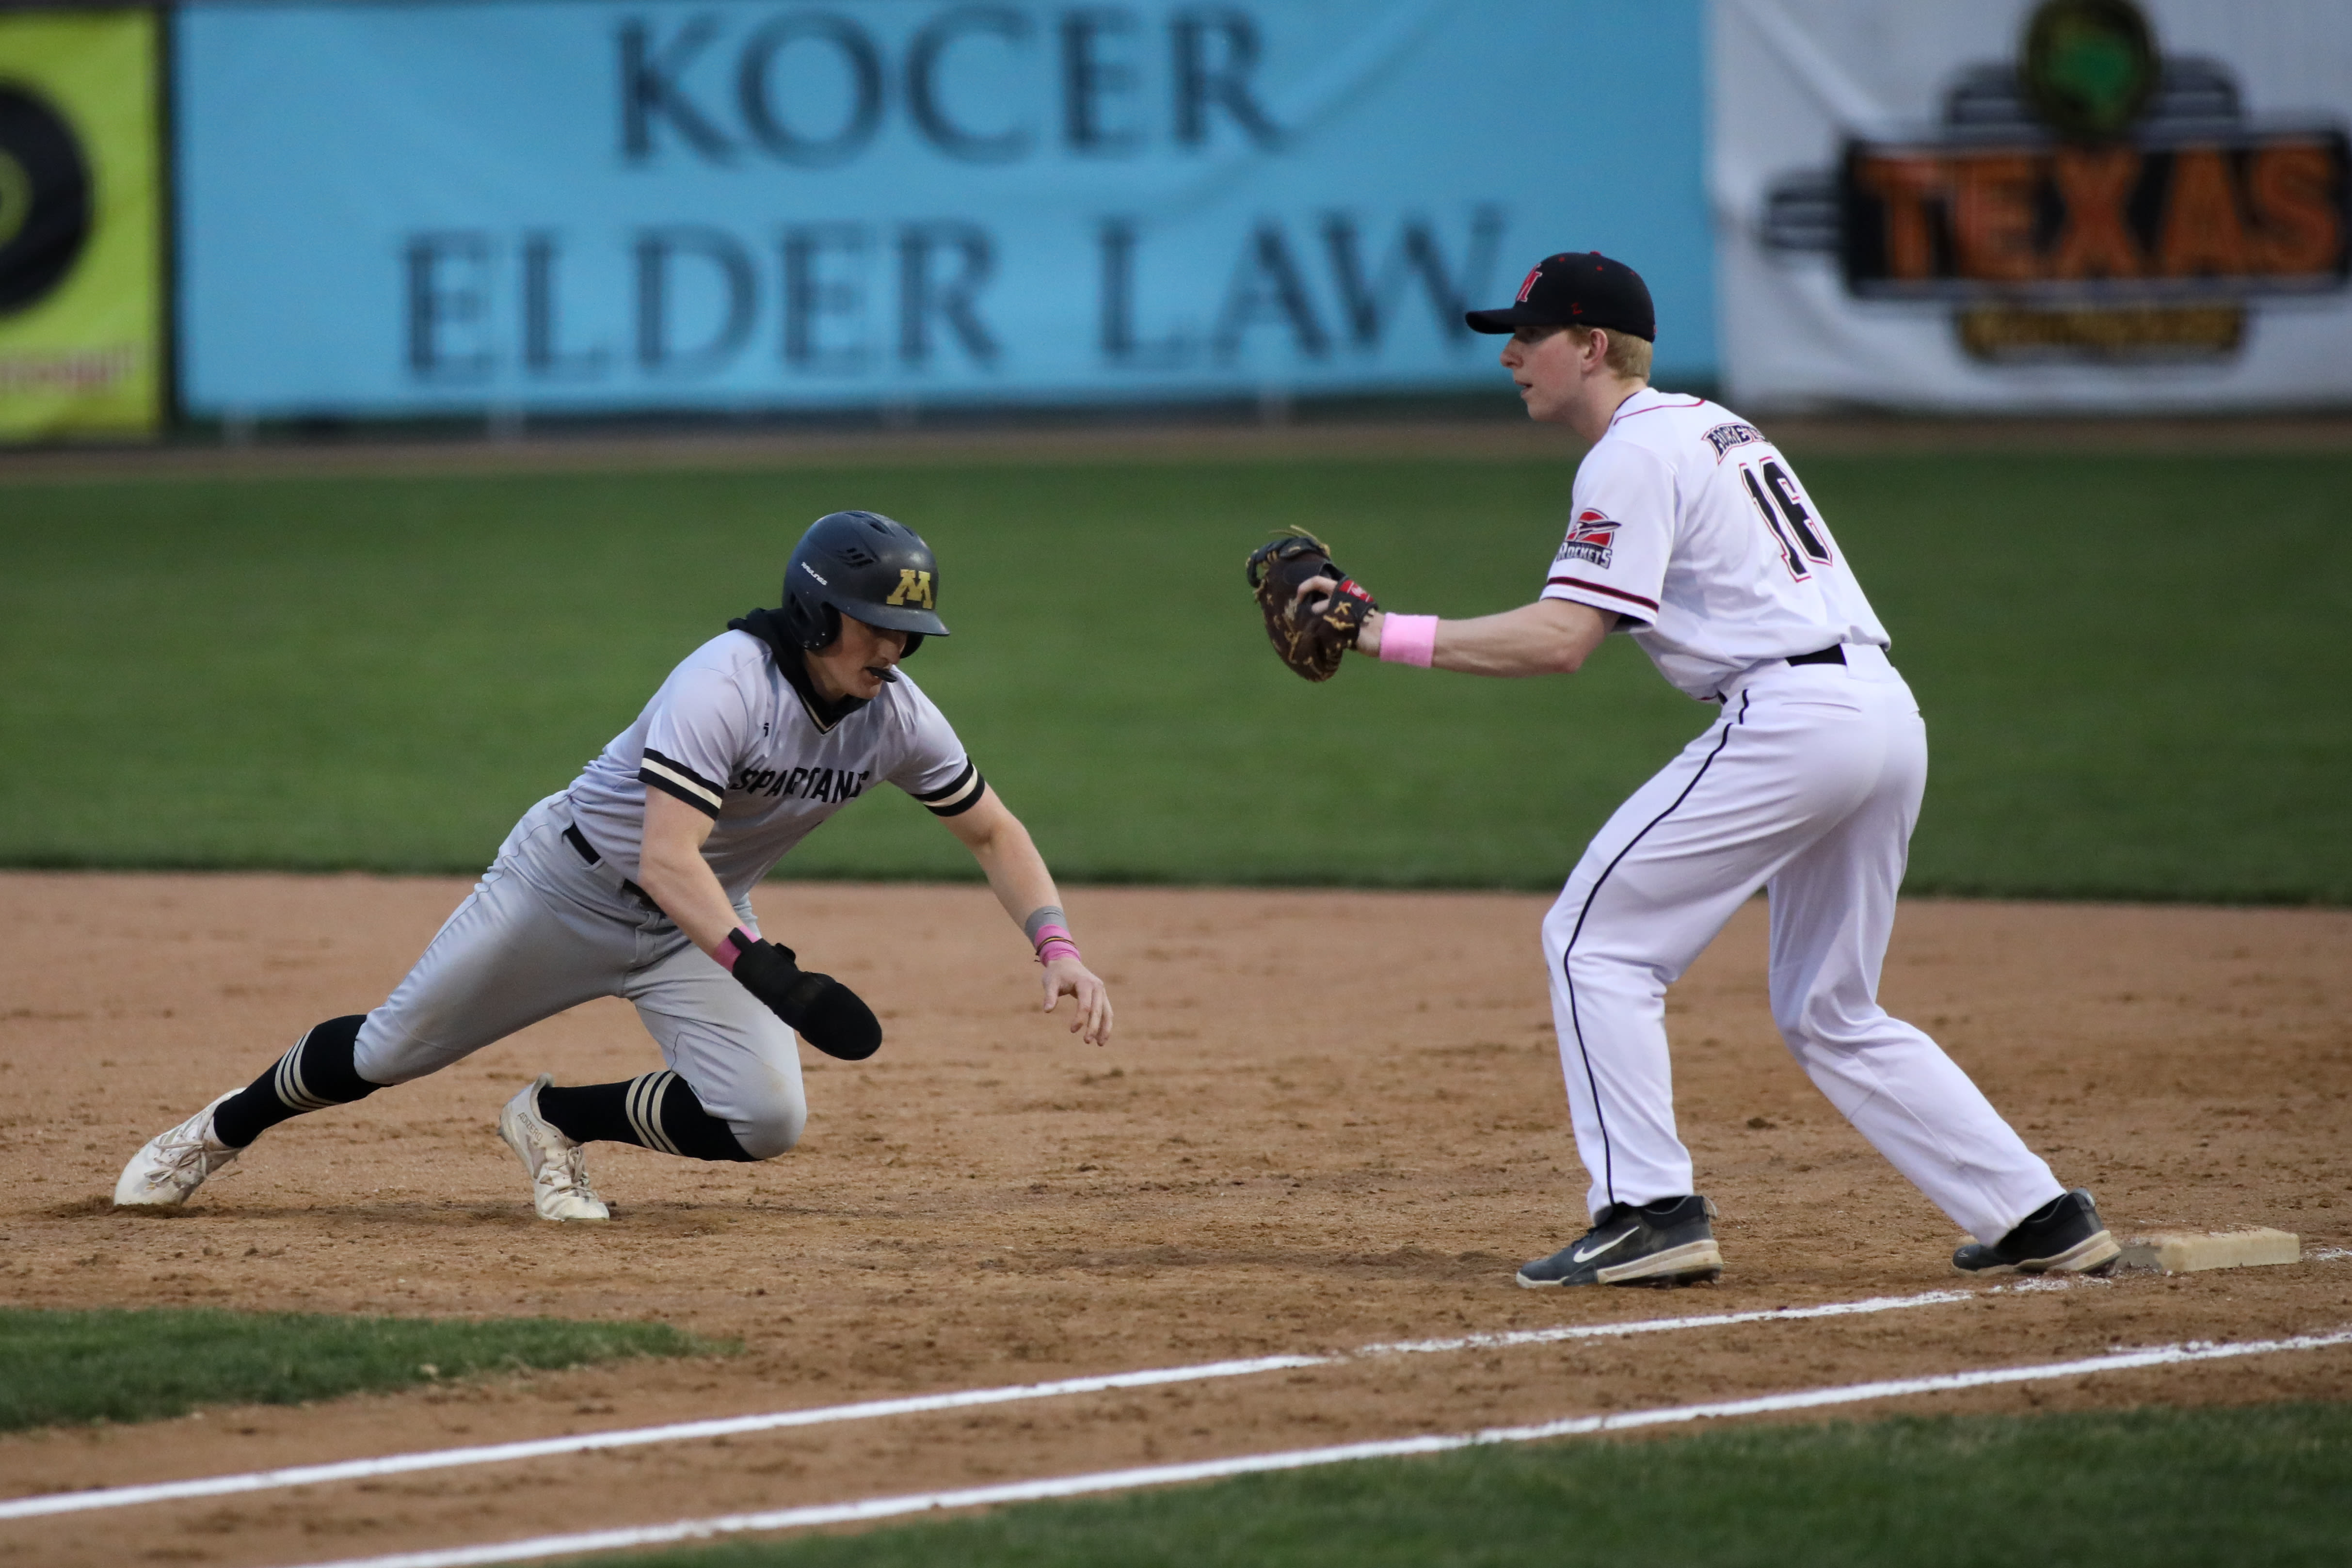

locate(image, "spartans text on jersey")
(729, 765), (872, 803)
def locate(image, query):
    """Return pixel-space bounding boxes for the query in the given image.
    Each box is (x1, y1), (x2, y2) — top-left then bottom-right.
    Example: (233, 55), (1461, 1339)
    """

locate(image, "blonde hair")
(1595, 326), (1652, 382)
(1529, 322), (1651, 382)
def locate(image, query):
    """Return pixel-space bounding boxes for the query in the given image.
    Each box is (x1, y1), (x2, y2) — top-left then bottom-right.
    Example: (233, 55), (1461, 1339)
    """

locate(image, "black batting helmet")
(779, 511), (950, 656)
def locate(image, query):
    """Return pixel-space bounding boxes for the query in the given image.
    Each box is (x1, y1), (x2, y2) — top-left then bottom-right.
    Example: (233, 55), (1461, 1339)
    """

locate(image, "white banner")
(1714, 0), (2352, 411)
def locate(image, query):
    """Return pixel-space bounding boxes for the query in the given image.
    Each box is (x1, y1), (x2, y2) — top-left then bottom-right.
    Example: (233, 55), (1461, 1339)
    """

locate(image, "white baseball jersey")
(564, 630), (978, 902)
(1538, 389), (1891, 701)
(1521, 389), (2064, 1251)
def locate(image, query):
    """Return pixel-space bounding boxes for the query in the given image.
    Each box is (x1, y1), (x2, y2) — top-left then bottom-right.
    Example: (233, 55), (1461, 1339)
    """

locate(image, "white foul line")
(1351, 1287), (1977, 1356)
(0, 1288), (1979, 1524)
(285, 1326), (2352, 1568)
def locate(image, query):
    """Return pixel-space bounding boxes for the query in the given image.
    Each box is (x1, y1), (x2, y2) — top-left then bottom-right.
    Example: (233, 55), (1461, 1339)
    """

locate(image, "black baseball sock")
(211, 1015), (386, 1149)
(537, 1072), (753, 1162)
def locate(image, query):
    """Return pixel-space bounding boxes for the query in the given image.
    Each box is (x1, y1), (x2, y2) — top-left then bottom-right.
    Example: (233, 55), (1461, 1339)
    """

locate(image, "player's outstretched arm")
(938, 786), (1114, 1047)
(1353, 597), (1615, 678)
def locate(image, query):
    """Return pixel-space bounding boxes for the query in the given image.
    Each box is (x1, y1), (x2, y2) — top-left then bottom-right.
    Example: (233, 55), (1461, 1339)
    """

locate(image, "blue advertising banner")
(176, 0), (1709, 416)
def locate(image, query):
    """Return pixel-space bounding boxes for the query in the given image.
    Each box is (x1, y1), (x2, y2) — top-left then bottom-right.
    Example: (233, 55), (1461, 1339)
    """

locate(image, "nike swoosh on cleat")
(1570, 1231), (1633, 1264)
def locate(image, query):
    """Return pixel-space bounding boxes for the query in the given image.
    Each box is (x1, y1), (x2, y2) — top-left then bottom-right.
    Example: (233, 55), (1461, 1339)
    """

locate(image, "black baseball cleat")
(1517, 1195), (1723, 1288)
(1952, 1188), (2120, 1275)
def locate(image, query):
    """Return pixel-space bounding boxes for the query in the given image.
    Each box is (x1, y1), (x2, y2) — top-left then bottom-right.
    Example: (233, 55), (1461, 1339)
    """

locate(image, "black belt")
(1713, 643), (1845, 704)
(563, 824), (659, 910)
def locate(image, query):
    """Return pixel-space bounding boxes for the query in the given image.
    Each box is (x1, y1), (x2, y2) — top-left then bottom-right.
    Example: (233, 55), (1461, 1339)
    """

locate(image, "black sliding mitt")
(733, 939), (883, 1061)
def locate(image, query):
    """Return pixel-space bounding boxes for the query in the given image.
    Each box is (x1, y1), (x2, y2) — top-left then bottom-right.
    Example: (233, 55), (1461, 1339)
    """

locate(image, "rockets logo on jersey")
(1703, 422), (1763, 459)
(1555, 509), (1620, 569)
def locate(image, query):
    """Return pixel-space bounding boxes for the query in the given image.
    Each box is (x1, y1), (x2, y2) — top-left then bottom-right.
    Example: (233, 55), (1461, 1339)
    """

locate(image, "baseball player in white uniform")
(117, 512), (1112, 1221)
(1314, 253), (2117, 1287)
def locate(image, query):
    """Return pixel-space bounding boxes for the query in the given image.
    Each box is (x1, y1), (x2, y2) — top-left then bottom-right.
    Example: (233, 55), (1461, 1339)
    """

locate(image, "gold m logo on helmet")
(885, 568), (934, 608)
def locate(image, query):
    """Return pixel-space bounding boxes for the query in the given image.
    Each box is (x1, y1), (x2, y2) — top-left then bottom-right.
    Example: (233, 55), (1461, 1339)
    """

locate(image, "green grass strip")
(596, 1401), (2352, 1568)
(0, 1306), (727, 1432)
(3, 451), (2346, 900)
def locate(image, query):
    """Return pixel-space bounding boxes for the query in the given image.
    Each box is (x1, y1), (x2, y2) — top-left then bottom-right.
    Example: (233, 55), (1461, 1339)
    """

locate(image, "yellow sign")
(885, 569), (935, 608)
(0, 9), (162, 439)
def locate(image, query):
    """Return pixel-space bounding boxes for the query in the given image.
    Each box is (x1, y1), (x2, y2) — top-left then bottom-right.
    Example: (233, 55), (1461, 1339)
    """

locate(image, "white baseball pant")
(1540, 646), (2063, 1246)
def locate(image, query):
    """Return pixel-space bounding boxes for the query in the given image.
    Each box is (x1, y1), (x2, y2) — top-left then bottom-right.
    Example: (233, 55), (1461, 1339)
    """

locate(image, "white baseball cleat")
(114, 1091), (243, 1208)
(497, 1073), (609, 1223)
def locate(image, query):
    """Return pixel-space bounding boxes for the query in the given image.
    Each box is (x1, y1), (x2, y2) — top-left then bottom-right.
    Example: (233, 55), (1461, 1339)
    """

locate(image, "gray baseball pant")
(352, 795), (808, 1158)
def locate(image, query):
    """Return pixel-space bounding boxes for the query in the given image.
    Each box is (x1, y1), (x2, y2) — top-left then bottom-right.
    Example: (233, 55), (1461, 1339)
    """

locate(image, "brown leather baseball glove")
(1245, 530), (1378, 682)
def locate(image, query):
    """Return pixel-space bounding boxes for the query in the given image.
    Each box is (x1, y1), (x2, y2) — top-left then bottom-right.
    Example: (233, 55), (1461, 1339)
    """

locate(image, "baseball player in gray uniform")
(1303, 253), (2117, 1287)
(117, 512), (1112, 1221)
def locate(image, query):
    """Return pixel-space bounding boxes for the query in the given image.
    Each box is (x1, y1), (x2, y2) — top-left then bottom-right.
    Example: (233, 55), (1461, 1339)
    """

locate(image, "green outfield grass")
(1, 449), (2344, 900)
(587, 1402), (2352, 1568)
(0, 1306), (724, 1431)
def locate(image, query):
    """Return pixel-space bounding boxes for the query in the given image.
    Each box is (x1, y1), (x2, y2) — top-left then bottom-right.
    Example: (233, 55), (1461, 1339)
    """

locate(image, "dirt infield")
(1, 874), (2348, 1567)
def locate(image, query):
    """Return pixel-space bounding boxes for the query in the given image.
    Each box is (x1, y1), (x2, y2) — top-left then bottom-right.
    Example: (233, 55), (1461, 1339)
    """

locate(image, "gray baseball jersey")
(567, 629), (980, 900)
(352, 629), (984, 1154)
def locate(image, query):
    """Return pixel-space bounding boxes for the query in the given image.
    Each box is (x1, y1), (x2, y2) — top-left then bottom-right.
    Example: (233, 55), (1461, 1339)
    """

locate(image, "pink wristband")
(1378, 613), (1439, 667)
(714, 926), (758, 974)
(1032, 924), (1081, 965)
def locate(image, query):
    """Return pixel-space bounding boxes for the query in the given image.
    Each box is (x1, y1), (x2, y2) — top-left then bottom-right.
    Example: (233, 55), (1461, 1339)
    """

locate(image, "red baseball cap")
(1465, 252), (1655, 342)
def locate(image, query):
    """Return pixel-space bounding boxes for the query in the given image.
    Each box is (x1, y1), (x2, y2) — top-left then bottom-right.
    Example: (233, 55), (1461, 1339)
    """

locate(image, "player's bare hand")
(1041, 956), (1113, 1046)
(1293, 574), (1382, 654)
(1292, 573), (1340, 614)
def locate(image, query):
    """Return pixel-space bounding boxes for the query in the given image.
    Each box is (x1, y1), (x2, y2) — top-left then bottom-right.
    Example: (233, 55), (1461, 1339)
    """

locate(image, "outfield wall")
(1715, 0), (2352, 412)
(0, 8), (167, 440)
(8, 0), (2351, 433)
(171, 0), (1713, 420)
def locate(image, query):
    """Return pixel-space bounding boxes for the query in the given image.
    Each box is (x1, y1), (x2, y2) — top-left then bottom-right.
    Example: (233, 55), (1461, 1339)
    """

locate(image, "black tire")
(0, 82), (93, 316)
